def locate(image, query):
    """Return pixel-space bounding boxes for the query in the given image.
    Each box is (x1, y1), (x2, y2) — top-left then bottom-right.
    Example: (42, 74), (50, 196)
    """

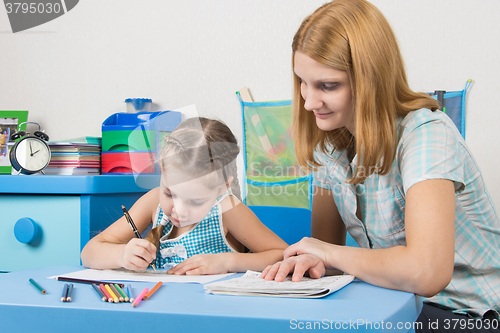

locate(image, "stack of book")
(45, 137), (102, 175)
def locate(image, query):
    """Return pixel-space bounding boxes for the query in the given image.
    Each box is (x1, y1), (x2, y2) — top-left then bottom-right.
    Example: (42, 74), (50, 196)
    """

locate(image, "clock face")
(14, 137), (51, 172)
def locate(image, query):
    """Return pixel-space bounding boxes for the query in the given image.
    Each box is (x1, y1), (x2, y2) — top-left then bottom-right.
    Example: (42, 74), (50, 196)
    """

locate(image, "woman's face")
(294, 51), (355, 135)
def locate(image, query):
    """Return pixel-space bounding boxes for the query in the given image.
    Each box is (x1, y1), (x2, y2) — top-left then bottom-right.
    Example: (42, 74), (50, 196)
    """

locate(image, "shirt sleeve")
(398, 113), (466, 195)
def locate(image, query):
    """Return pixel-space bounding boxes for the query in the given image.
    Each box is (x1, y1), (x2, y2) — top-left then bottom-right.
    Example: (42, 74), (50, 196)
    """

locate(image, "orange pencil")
(99, 284), (113, 302)
(143, 281), (162, 300)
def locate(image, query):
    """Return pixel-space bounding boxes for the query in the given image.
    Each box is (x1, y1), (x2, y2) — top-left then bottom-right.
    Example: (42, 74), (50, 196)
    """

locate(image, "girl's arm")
(80, 188), (160, 270)
(168, 197), (288, 275)
(261, 187), (345, 279)
(263, 179), (456, 297)
(221, 200), (289, 272)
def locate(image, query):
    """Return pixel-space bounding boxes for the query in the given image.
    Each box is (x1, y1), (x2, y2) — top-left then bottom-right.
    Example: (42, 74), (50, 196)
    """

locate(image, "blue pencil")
(29, 278), (46, 295)
(66, 284), (74, 302)
(127, 284), (134, 303)
(92, 283), (106, 302)
(61, 284), (69, 302)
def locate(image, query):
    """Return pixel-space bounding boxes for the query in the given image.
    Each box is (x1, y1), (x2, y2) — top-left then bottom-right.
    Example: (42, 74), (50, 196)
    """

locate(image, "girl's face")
(159, 171), (226, 228)
(294, 51), (355, 135)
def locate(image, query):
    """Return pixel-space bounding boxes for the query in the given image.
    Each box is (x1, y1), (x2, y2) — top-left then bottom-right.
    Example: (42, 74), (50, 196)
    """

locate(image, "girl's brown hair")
(292, 0), (439, 183)
(145, 117), (241, 252)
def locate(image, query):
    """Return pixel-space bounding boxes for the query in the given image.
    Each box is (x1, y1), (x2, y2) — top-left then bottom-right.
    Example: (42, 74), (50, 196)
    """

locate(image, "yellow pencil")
(105, 284), (119, 303)
(110, 284), (124, 302)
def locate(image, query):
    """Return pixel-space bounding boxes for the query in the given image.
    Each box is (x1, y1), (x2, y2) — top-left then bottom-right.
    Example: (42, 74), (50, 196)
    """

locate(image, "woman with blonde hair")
(262, 0), (500, 331)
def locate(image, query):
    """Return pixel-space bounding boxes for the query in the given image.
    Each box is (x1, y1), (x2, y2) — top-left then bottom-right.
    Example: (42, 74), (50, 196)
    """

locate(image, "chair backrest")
(250, 205), (363, 247)
(429, 79), (471, 138)
(237, 92), (313, 210)
(249, 205), (311, 245)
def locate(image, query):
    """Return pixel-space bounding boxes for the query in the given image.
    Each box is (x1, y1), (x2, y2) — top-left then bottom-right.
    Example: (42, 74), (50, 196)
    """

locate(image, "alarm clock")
(9, 122), (51, 175)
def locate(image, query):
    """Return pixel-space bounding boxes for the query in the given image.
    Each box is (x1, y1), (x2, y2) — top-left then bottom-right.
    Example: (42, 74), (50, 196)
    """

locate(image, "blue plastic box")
(101, 111), (182, 174)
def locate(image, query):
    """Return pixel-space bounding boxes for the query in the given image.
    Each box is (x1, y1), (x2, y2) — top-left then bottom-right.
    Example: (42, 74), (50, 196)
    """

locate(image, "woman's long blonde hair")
(292, 0), (439, 183)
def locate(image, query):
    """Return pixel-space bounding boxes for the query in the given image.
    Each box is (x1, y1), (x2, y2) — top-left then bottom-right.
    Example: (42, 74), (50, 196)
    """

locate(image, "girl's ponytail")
(145, 223), (164, 255)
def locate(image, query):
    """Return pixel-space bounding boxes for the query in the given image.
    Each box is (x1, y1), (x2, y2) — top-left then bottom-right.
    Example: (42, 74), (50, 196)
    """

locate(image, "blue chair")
(249, 205), (360, 247)
(249, 205), (311, 245)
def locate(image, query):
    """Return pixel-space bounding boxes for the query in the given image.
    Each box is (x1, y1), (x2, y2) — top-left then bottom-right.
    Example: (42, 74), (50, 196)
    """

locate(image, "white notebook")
(204, 270), (355, 298)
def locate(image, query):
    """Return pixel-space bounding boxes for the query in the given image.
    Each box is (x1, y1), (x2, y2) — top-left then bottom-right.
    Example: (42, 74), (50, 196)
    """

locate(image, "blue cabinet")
(0, 174), (159, 272)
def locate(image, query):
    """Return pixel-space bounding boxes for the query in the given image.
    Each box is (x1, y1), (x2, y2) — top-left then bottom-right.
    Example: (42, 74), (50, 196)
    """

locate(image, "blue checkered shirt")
(152, 191), (237, 267)
(313, 108), (500, 318)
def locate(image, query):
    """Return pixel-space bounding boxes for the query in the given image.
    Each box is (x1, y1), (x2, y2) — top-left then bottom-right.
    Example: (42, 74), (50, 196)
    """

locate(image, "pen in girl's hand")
(121, 205), (157, 271)
(121, 205), (142, 239)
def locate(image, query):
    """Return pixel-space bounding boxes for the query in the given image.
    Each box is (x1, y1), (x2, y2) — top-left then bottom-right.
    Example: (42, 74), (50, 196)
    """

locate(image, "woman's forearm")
(327, 244), (453, 297)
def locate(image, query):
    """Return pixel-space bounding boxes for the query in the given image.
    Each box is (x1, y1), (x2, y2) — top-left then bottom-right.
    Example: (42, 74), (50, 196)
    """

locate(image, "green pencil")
(29, 278), (46, 295)
(114, 284), (129, 302)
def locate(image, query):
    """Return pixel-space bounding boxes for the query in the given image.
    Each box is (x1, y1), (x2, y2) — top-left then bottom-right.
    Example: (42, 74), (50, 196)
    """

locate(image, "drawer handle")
(14, 218), (39, 244)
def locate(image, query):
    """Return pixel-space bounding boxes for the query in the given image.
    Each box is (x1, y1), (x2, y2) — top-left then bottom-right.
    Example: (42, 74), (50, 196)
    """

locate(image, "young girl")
(262, 0), (500, 331)
(81, 117), (287, 275)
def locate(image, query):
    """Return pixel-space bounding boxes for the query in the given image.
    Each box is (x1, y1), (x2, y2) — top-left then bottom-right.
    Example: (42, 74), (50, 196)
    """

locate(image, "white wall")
(1, 0), (499, 209)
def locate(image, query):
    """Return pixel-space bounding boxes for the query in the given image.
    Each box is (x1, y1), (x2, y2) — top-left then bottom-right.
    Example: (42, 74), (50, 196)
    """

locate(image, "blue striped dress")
(152, 190), (238, 268)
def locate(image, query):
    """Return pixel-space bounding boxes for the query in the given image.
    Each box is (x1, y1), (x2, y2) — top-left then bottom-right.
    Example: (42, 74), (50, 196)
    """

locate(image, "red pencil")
(99, 284), (113, 302)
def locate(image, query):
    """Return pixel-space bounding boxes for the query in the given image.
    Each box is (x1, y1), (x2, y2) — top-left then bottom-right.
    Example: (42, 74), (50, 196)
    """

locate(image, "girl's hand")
(120, 238), (157, 271)
(167, 253), (229, 275)
(261, 254), (326, 282)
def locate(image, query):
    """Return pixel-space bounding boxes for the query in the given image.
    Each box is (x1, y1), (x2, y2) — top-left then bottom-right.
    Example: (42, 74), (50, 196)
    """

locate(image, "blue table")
(0, 266), (422, 332)
(0, 175), (159, 271)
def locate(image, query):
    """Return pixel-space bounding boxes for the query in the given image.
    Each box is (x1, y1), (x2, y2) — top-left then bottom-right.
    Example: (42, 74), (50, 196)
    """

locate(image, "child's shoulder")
(219, 194), (242, 214)
(134, 187), (161, 213)
(142, 187), (161, 200)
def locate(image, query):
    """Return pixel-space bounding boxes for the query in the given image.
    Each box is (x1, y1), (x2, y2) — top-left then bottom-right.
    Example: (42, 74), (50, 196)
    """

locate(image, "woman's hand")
(261, 237), (336, 282)
(120, 238), (157, 271)
(167, 253), (230, 275)
(261, 253), (326, 282)
(283, 237), (335, 262)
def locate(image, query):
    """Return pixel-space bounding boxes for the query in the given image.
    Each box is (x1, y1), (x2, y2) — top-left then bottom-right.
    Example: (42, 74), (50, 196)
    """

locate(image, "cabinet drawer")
(0, 194), (81, 272)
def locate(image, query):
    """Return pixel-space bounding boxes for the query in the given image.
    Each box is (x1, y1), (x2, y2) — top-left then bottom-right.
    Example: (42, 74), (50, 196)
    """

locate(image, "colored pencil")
(61, 284), (69, 302)
(127, 284), (134, 303)
(114, 284), (129, 302)
(56, 276), (124, 288)
(92, 284), (106, 302)
(66, 284), (74, 302)
(99, 284), (113, 302)
(29, 278), (46, 295)
(142, 281), (162, 300)
(132, 287), (149, 307)
(105, 284), (119, 303)
(110, 284), (124, 302)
